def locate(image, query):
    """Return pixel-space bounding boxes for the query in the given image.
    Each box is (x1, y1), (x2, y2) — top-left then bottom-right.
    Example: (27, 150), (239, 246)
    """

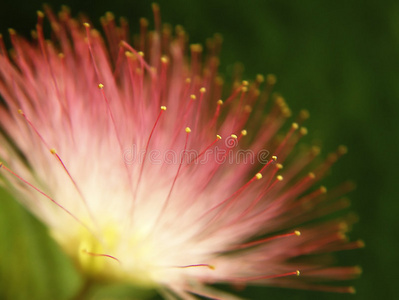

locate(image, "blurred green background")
(0, 0), (397, 299)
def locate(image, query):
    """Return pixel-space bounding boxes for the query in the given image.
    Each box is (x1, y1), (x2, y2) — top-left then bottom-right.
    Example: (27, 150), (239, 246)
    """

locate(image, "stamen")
(209, 99), (223, 129)
(97, 84), (135, 201)
(233, 230), (301, 250)
(233, 270), (300, 282)
(120, 40), (153, 73)
(224, 81), (248, 106)
(139, 18), (148, 51)
(0, 162), (92, 234)
(18, 110), (98, 229)
(134, 106), (167, 201)
(194, 87), (206, 131)
(18, 109), (51, 149)
(186, 134), (222, 165)
(81, 249), (120, 264)
(154, 127), (191, 226)
(274, 122), (299, 157)
(200, 169), (265, 223)
(173, 264), (215, 270)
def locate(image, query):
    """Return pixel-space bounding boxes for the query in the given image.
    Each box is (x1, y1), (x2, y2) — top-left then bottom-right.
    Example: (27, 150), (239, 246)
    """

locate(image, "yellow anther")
(292, 122), (299, 130)
(276, 175), (283, 181)
(8, 28), (16, 35)
(50, 148), (57, 154)
(161, 106), (167, 111)
(241, 86), (248, 92)
(296, 270), (300, 276)
(357, 240), (365, 248)
(272, 155), (277, 161)
(58, 53), (65, 59)
(256, 74), (264, 83)
(37, 10), (45, 18)
(17, 109), (23, 114)
(200, 87), (206, 93)
(190, 94), (196, 100)
(216, 135), (222, 140)
(276, 163), (283, 169)
(215, 76), (224, 85)
(266, 74), (277, 85)
(161, 56), (169, 63)
(190, 44), (203, 52)
(83, 22), (90, 28)
(299, 109), (310, 120)
(354, 266), (363, 274)
(320, 186), (327, 193)
(185, 78), (191, 84)
(138, 51), (144, 57)
(311, 146), (321, 156)
(140, 17), (148, 27)
(308, 172), (316, 179)
(244, 105), (252, 113)
(231, 134), (238, 139)
(185, 127), (191, 133)
(105, 11), (115, 21)
(295, 230), (301, 236)
(98, 83), (104, 89)
(242, 80), (249, 86)
(241, 130), (247, 136)
(255, 173), (263, 180)
(338, 145), (348, 155)
(217, 99), (223, 105)
(300, 127), (308, 135)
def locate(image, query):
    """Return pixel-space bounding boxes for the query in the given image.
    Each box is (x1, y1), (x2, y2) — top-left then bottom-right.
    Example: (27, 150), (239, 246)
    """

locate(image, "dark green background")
(0, 0), (396, 299)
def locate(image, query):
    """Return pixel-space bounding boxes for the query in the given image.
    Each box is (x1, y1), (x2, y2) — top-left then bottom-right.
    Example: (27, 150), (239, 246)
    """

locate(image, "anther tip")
(266, 74), (277, 85)
(160, 56), (169, 63)
(300, 127), (308, 135)
(338, 145), (348, 155)
(256, 74), (264, 83)
(294, 230), (301, 236)
(37, 10), (45, 18)
(185, 127), (191, 133)
(161, 106), (167, 111)
(349, 287), (356, 294)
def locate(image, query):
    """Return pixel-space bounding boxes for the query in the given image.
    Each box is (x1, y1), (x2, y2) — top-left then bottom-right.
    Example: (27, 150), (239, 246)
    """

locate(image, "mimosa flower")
(0, 5), (362, 299)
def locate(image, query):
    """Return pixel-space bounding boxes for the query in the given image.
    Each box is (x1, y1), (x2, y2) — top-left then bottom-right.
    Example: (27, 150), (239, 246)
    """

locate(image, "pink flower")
(0, 5), (362, 299)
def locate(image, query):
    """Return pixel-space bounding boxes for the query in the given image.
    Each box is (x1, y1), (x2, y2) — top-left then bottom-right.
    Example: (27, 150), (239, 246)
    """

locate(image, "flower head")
(0, 5), (362, 299)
